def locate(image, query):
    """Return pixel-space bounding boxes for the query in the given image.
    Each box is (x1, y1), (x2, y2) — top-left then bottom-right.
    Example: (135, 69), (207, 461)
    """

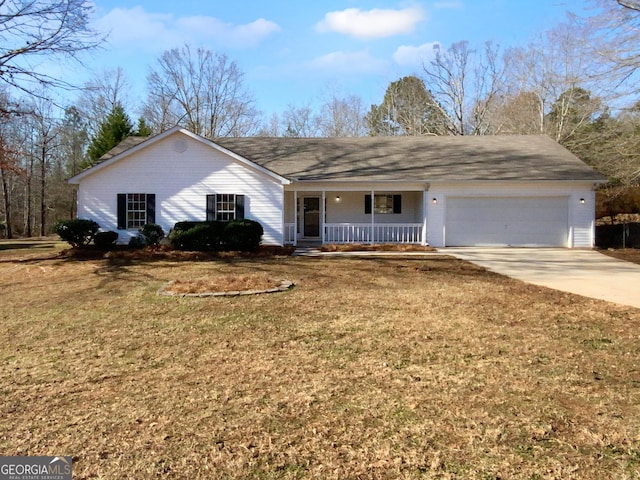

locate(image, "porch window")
(117, 193), (155, 229)
(365, 194), (402, 214)
(206, 194), (245, 221)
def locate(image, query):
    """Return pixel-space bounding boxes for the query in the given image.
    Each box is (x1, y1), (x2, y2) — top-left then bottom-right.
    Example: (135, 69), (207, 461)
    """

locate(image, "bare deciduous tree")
(0, 0), (101, 95)
(143, 45), (260, 138)
(423, 41), (507, 135)
(319, 94), (367, 137)
(77, 67), (132, 137)
(504, 22), (606, 143)
(30, 96), (60, 236)
(0, 91), (24, 238)
(281, 104), (321, 137)
(488, 91), (543, 135)
(257, 113), (282, 137)
(573, 1), (640, 90)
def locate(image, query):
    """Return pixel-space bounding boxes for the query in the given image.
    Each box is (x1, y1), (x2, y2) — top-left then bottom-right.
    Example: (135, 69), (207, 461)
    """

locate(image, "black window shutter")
(117, 194), (126, 229)
(393, 194), (402, 214)
(206, 194), (216, 221)
(146, 194), (156, 224)
(365, 194), (372, 214)
(235, 195), (245, 219)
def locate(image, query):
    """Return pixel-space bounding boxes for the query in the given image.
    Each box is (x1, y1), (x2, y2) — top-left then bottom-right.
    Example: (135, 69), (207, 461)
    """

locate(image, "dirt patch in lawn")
(1, 254), (639, 479)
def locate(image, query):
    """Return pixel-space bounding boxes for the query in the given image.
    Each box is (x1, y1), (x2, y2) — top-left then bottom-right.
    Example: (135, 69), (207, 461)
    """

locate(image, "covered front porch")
(283, 185), (430, 246)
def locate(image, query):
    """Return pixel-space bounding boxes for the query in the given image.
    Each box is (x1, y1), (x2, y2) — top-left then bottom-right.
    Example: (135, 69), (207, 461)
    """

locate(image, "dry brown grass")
(0, 237), (67, 260)
(166, 272), (281, 294)
(320, 243), (435, 252)
(1, 249), (639, 479)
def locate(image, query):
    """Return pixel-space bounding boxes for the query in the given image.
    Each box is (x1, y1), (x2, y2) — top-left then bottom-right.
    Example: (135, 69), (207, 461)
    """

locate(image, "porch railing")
(284, 223), (296, 244)
(324, 223), (423, 244)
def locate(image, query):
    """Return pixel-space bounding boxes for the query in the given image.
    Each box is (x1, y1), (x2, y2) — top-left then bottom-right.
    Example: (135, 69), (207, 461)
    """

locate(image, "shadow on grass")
(0, 242), (58, 251)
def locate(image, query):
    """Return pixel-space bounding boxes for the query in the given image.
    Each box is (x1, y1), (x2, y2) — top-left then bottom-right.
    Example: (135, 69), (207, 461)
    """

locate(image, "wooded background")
(1, 0), (639, 238)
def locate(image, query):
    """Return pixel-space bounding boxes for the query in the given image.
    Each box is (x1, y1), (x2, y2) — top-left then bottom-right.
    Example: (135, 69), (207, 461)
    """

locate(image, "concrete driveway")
(443, 248), (640, 309)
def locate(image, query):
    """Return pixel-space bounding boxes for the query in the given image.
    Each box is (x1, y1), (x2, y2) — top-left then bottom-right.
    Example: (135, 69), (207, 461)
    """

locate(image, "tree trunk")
(40, 144), (46, 236)
(70, 187), (77, 219)
(25, 164), (32, 237)
(1, 166), (12, 239)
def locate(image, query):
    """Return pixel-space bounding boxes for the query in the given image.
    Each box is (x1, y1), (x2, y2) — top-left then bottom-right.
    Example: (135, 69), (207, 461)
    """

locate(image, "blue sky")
(67, 0), (588, 119)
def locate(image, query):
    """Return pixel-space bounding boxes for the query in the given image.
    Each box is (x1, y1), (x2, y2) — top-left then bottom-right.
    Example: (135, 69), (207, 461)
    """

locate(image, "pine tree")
(135, 117), (153, 136)
(86, 103), (133, 165)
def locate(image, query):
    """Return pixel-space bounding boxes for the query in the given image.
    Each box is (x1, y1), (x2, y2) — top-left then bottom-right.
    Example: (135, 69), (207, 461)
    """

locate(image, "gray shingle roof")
(98, 131), (606, 183)
(100, 136), (148, 161)
(215, 135), (605, 182)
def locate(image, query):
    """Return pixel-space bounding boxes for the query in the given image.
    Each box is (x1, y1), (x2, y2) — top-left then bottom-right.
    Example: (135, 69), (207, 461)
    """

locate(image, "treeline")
(1, 1), (639, 237)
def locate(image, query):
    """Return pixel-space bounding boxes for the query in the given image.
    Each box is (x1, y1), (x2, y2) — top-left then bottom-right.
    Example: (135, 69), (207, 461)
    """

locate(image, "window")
(365, 194), (401, 214)
(117, 193), (155, 229)
(216, 194), (236, 221)
(206, 194), (245, 221)
(374, 194), (394, 214)
(127, 193), (147, 228)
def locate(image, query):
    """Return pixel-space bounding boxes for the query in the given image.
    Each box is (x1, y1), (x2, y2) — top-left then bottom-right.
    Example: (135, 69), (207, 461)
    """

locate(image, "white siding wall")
(283, 190), (422, 224)
(77, 132), (285, 245)
(427, 182), (596, 248)
(326, 191), (421, 223)
(569, 190), (596, 247)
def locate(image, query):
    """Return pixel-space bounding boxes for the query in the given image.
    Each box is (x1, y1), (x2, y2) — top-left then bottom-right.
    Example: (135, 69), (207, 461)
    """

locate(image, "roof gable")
(68, 127), (290, 185)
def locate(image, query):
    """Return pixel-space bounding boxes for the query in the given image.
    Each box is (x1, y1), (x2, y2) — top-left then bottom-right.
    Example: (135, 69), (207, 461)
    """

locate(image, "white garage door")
(445, 196), (569, 247)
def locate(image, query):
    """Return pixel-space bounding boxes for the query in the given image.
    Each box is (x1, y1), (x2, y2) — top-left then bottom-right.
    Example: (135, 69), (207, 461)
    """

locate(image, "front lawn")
(0, 252), (639, 479)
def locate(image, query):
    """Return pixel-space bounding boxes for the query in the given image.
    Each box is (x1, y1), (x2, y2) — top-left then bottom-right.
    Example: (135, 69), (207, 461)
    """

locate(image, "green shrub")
(173, 221), (203, 233)
(139, 223), (165, 246)
(224, 219), (263, 251)
(169, 220), (262, 251)
(128, 234), (146, 249)
(54, 219), (100, 248)
(94, 231), (118, 249)
(169, 222), (226, 251)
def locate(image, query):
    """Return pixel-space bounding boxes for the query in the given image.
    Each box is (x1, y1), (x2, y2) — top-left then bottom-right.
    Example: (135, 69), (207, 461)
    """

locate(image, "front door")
(303, 197), (320, 237)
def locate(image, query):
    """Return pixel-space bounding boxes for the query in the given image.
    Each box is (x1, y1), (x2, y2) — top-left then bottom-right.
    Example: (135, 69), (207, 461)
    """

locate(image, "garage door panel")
(445, 197), (569, 247)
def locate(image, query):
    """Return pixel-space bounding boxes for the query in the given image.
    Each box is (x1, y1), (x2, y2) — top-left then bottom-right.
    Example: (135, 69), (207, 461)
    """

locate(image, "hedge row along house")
(68, 126), (606, 248)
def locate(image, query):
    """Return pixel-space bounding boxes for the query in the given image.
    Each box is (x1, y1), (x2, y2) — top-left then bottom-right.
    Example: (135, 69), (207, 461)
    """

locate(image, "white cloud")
(315, 7), (425, 40)
(393, 42), (441, 67)
(96, 7), (280, 52)
(308, 51), (388, 74)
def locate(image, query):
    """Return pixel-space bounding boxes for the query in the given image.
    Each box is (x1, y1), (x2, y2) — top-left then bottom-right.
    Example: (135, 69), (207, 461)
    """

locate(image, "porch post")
(321, 190), (326, 244)
(293, 190), (298, 247)
(370, 189), (375, 244)
(422, 188), (428, 246)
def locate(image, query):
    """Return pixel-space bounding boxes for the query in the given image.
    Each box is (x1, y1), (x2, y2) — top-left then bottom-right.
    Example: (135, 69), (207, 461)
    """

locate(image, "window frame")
(126, 193), (148, 229)
(117, 193), (156, 230)
(365, 194), (402, 215)
(206, 194), (245, 222)
(215, 193), (236, 222)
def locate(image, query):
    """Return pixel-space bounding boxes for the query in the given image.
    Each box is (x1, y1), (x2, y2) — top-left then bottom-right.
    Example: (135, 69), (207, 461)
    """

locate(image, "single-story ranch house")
(68, 126), (607, 248)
